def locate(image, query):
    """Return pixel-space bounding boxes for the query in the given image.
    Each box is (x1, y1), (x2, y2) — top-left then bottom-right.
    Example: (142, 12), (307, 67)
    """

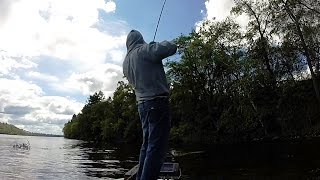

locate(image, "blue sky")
(112, 0), (205, 41)
(0, 0), (239, 135)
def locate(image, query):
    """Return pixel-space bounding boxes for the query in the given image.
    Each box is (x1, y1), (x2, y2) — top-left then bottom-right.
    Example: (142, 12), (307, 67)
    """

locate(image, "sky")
(0, 0), (242, 135)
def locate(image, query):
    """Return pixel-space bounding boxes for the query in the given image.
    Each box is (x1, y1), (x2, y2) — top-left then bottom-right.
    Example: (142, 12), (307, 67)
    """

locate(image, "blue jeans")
(136, 98), (171, 180)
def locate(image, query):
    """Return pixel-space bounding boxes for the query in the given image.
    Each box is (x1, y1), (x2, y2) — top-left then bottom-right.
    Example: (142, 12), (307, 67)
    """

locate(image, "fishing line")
(153, 0), (167, 42)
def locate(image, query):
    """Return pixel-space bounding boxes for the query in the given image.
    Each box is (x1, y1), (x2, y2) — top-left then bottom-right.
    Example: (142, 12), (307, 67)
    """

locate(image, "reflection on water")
(174, 139), (320, 180)
(73, 143), (139, 179)
(0, 134), (138, 179)
(1, 134), (320, 180)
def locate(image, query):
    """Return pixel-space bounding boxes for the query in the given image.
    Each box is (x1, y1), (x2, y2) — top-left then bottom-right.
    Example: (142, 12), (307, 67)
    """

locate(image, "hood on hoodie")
(126, 30), (146, 52)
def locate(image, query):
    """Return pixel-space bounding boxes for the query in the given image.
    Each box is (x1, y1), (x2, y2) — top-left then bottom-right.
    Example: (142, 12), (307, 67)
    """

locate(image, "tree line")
(0, 122), (62, 137)
(0, 122), (30, 135)
(63, 0), (320, 145)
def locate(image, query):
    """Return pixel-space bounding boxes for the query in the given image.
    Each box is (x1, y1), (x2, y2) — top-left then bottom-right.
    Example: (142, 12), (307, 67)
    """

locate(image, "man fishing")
(123, 30), (177, 180)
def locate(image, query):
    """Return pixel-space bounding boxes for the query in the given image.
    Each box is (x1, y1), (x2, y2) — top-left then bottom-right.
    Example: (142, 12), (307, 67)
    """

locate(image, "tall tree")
(233, 0), (276, 83)
(271, 0), (320, 103)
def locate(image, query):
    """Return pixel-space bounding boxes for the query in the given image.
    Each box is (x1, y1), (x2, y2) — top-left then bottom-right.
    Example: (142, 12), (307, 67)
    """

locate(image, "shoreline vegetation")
(0, 122), (63, 137)
(63, 0), (320, 147)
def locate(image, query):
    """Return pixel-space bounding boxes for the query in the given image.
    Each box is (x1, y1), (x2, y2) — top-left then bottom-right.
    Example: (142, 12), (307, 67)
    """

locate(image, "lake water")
(0, 134), (134, 179)
(1, 134), (320, 180)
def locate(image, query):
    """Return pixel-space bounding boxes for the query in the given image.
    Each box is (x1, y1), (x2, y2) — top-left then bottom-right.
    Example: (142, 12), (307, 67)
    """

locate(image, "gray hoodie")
(123, 30), (177, 103)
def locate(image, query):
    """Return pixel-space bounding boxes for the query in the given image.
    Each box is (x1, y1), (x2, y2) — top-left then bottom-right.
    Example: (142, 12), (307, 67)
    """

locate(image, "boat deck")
(124, 162), (181, 180)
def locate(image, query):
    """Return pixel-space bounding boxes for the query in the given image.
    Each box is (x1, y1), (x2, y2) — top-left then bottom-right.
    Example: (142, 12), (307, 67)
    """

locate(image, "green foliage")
(63, 1), (320, 145)
(166, 2), (320, 144)
(63, 82), (140, 145)
(0, 122), (30, 135)
(86, 91), (105, 107)
(0, 122), (61, 137)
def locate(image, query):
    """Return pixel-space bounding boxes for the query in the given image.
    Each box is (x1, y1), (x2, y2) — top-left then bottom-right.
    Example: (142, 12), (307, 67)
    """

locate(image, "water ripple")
(0, 134), (131, 179)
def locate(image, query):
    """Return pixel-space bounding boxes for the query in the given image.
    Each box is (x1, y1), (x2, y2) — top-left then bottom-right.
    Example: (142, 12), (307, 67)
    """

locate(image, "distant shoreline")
(0, 132), (63, 137)
(0, 122), (63, 137)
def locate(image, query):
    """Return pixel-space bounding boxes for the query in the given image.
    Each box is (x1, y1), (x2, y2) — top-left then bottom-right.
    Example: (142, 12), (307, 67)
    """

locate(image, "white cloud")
(0, 0), (17, 26)
(0, 78), (84, 135)
(201, 0), (249, 30)
(0, 51), (37, 77)
(104, 1), (116, 13)
(0, 0), (128, 134)
(26, 71), (59, 82)
(0, 0), (126, 70)
(0, 114), (10, 124)
(0, 79), (44, 103)
(63, 63), (123, 97)
(205, 0), (234, 21)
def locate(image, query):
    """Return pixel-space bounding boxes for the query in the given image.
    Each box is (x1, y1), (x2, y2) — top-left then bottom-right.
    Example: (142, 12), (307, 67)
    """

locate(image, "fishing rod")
(153, 0), (167, 42)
